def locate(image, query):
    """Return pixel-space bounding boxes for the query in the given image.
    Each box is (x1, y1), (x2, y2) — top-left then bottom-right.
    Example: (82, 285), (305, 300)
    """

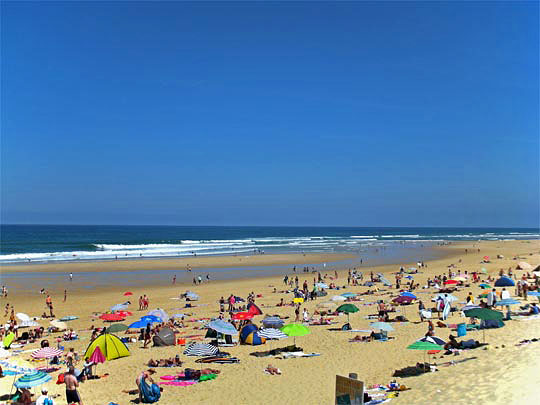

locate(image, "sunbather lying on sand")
(265, 364), (282, 375)
(147, 356), (182, 367)
(349, 332), (376, 342)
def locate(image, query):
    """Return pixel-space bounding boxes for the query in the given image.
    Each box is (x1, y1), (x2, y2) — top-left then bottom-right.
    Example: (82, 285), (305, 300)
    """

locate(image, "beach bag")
(43, 399), (53, 405)
(457, 323), (467, 337)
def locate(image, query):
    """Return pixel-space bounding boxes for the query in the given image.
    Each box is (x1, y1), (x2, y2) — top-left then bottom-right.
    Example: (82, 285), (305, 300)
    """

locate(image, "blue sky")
(1, 1), (538, 227)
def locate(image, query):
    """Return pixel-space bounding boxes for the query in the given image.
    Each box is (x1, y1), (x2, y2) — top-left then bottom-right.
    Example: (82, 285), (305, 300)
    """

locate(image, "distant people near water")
(206, 273), (210, 282)
(197, 275), (202, 284)
(172, 275), (176, 284)
(64, 289), (67, 302)
(69, 272), (73, 281)
(138, 296), (143, 311)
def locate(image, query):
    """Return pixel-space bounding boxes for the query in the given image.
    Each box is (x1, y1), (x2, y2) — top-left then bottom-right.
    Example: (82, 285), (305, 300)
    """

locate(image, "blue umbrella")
(207, 320), (238, 336)
(140, 315), (161, 323)
(400, 292), (417, 299)
(128, 320), (151, 329)
(14, 371), (51, 388)
(341, 292), (356, 298)
(494, 299), (520, 306)
(262, 316), (285, 329)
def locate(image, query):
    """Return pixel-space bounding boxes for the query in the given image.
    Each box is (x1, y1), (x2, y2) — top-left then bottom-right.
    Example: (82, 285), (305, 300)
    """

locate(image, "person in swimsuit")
(65, 366), (82, 404)
(136, 369), (156, 402)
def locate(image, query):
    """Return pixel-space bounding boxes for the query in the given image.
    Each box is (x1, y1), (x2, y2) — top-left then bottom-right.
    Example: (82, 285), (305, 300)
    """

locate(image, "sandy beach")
(1, 240), (539, 404)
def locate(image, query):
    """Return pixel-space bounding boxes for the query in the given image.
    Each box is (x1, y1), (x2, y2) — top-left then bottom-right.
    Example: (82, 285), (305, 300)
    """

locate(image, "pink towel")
(159, 381), (197, 386)
(160, 374), (185, 380)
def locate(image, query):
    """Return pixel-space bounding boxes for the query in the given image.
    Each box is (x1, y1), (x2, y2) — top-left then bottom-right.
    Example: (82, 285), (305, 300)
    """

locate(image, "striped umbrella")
(417, 336), (446, 345)
(183, 343), (218, 357)
(14, 371), (52, 388)
(258, 328), (288, 340)
(31, 347), (63, 359)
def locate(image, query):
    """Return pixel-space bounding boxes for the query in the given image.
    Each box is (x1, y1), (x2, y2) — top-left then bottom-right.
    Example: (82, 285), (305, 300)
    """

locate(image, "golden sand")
(1, 240), (539, 404)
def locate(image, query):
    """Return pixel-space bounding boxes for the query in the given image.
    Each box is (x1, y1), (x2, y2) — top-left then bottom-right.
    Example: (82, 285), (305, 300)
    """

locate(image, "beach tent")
(247, 302), (263, 315)
(240, 324), (258, 343)
(148, 309), (169, 322)
(517, 262), (532, 270)
(84, 333), (130, 361)
(494, 276), (515, 287)
(153, 327), (176, 347)
(243, 331), (266, 345)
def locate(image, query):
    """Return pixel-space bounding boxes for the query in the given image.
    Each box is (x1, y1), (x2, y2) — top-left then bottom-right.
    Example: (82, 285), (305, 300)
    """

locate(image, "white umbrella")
(332, 295), (347, 302)
(16, 313), (30, 322)
(147, 309), (169, 322)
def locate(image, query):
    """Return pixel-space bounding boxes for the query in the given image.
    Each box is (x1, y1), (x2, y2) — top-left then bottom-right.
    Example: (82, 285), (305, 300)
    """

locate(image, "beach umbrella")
(59, 316), (78, 321)
(89, 346), (106, 375)
(140, 315), (161, 323)
(315, 283), (329, 289)
(16, 313), (30, 322)
(19, 319), (40, 328)
(407, 341), (444, 370)
(258, 328), (288, 340)
(281, 323), (310, 346)
(50, 320), (67, 331)
(124, 292), (133, 296)
(14, 371), (51, 388)
(128, 320), (152, 329)
(106, 323), (129, 333)
(393, 296), (414, 304)
(336, 303), (359, 322)
(110, 304), (129, 312)
(183, 343), (218, 357)
(479, 283), (491, 289)
(417, 336), (446, 345)
(332, 295), (347, 302)
(31, 347), (63, 360)
(116, 311), (133, 317)
(494, 299), (520, 307)
(207, 320), (238, 336)
(494, 277), (515, 287)
(99, 313), (125, 322)
(232, 312), (253, 320)
(147, 309), (169, 322)
(369, 322), (394, 332)
(464, 308), (504, 343)
(400, 292), (417, 299)
(172, 313), (186, 319)
(341, 292), (356, 298)
(262, 316), (285, 329)
(185, 291), (200, 301)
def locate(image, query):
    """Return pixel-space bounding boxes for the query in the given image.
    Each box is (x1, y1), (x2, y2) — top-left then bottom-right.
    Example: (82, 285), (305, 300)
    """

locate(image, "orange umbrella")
(232, 312), (253, 320)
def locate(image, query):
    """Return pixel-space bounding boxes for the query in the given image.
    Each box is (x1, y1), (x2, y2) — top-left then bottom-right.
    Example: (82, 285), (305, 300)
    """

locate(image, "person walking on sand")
(65, 366), (82, 404)
(64, 290), (67, 302)
(295, 305), (300, 322)
(172, 275), (176, 285)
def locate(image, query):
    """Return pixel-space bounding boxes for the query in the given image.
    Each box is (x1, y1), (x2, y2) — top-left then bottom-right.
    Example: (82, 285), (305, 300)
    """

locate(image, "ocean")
(1, 225), (538, 264)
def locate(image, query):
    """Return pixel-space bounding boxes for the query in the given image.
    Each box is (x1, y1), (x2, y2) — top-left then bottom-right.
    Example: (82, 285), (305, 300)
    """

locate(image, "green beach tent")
(84, 333), (130, 361)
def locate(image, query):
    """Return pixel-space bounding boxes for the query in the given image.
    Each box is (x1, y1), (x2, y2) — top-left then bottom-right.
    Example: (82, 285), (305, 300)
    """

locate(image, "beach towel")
(140, 379), (161, 403)
(280, 352), (321, 359)
(159, 381), (197, 386)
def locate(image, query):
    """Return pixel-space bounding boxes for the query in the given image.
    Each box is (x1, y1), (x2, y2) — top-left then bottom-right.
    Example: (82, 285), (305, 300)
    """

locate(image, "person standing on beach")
(65, 366), (83, 404)
(64, 290), (67, 302)
(295, 305), (300, 322)
(69, 272), (73, 282)
(172, 275), (176, 285)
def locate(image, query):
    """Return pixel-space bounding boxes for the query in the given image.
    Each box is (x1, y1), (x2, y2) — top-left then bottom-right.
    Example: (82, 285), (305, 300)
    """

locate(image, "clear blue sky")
(1, 1), (538, 227)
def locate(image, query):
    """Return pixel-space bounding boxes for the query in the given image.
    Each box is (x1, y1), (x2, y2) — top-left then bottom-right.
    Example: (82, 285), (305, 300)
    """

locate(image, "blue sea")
(1, 225), (538, 264)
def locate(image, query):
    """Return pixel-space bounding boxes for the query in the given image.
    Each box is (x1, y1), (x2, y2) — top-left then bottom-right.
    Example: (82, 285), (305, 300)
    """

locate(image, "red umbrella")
(124, 292), (133, 296)
(116, 311), (133, 317)
(89, 346), (106, 374)
(232, 312), (254, 320)
(444, 280), (458, 285)
(99, 313), (125, 322)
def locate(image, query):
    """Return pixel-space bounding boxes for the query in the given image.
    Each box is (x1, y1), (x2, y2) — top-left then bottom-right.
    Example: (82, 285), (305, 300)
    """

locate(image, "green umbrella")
(105, 323), (129, 333)
(464, 308), (503, 343)
(407, 341), (444, 370)
(336, 303), (359, 323)
(280, 323), (310, 346)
